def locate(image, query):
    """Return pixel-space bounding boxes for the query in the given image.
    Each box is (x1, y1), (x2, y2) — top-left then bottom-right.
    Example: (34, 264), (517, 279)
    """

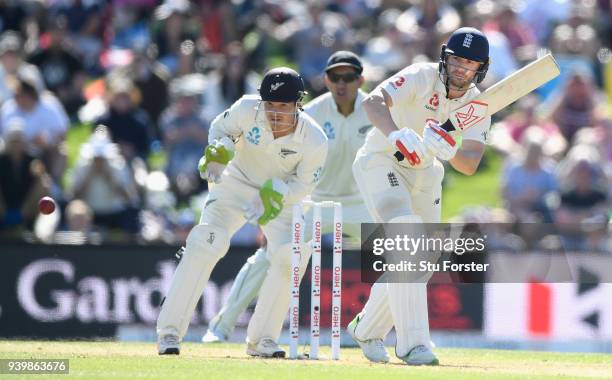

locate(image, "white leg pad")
(208, 247), (270, 337)
(157, 224), (229, 339)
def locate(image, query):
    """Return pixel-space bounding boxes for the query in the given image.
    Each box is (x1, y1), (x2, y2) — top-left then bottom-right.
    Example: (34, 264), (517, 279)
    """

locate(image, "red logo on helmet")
(394, 76), (405, 87)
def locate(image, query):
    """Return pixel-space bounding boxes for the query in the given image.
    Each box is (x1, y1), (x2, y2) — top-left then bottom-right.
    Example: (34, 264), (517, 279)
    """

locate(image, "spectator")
(549, 1), (601, 58)
(151, 0), (199, 75)
(52, 0), (104, 74)
(65, 198), (94, 234)
(362, 8), (414, 81)
(501, 129), (558, 222)
(128, 45), (171, 139)
(572, 115), (612, 172)
(53, 198), (102, 245)
(555, 146), (609, 251)
(0, 0), (30, 37)
(161, 73), (208, 200)
(27, 15), (86, 117)
(0, 122), (51, 230)
(69, 126), (140, 236)
(108, 1), (151, 51)
(482, 2), (536, 55)
(490, 95), (567, 159)
(198, 0), (237, 54)
(201, 41), (259, 121)
(395, 0), (461, 60)
(518, 0), (571, 44)
(546, 68), (603, 143)
(0, 72), (68, 184)
(275, 0), (350, 95)
(95, 73), (152, 162)
(0, 31), (45, 104)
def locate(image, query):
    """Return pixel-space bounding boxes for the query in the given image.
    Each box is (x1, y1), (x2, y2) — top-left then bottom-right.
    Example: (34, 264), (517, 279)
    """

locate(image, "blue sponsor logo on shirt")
(323, 122), (335, 139)
(247, 127), (261, 145)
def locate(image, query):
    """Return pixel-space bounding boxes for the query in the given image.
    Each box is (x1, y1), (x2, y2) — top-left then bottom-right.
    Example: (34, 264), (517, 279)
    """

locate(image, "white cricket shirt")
(208, 95), (328, 204)
(304, 89), (372, 204)
(361, 62), (491, 168)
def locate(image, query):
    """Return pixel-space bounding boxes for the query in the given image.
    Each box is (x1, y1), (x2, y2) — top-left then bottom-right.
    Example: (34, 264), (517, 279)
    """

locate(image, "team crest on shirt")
(390, 76), (405, 90)
(323, 122), (335, 139)
(247, 127), (261, 145)
(425, 93), (439, 111)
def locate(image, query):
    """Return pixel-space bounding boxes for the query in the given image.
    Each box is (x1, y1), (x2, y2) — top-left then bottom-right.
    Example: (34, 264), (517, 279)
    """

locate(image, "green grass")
(0, 341), (610, 380)
(442, 148), (503, 221)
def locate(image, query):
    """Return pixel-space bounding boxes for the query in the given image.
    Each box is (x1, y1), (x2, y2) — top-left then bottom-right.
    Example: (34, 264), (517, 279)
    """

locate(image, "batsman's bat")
(395, 53), (561, 161)
(441, 53), (560, 132)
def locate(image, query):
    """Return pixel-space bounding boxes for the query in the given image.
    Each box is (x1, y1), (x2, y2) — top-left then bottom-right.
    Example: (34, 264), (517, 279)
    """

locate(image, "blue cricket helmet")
(439, 27), (490, 83)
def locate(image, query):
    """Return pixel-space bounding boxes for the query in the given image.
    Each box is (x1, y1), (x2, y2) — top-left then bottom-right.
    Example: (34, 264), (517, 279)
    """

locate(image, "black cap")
(259, 67), (306, 103)
(325, 51), (363, 74)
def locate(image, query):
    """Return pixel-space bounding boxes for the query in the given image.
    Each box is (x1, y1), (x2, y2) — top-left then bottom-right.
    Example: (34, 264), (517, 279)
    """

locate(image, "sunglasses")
(327, 72), (360, 83)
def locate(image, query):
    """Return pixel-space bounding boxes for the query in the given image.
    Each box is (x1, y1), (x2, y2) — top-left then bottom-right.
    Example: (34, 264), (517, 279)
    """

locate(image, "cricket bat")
(442, 53), (561, 132)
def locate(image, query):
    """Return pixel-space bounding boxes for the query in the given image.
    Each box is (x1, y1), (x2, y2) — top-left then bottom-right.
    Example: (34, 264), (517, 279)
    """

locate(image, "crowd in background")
(0, 0), (610, 249)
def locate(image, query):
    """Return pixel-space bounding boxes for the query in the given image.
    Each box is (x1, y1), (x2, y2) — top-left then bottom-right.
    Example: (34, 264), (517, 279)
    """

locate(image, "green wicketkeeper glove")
(244, 178), (290, 225)
(198, 137), (235, 183)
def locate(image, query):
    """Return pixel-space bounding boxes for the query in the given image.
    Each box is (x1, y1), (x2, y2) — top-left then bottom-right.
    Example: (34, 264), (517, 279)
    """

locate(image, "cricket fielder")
(202, 51), (389, 361)
(348, 27), (492, 365)
(157, 67), (328, 357)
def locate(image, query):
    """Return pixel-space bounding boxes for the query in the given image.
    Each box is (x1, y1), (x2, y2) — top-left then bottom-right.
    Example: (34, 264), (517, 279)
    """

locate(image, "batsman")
(349, 27), (492, 365)
(156, 67), (328, 357)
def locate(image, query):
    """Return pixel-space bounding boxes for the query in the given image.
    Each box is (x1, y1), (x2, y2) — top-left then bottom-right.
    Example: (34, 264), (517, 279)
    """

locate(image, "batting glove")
(423, 121), (458, 161)
(198, 137), (235, 183)
(244, 178), (289, 225)
(388, 129), (426, 166)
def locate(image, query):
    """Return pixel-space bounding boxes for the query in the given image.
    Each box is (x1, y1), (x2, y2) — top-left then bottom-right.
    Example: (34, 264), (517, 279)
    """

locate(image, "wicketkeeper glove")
(198, 137), (235, 183)
(244, 178), (289, 225)
(388, 128), (426, 166)
(423, 121), (458, 161)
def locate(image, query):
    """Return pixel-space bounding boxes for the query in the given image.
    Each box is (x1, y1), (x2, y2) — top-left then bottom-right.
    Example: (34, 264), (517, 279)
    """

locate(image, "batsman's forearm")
(362, 92), (399, 137)
(449, 143), (485, 175)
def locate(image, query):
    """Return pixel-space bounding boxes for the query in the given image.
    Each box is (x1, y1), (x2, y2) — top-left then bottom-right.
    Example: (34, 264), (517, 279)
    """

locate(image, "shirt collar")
(330, 89), (367, 116)
(434, 76), (478, 103)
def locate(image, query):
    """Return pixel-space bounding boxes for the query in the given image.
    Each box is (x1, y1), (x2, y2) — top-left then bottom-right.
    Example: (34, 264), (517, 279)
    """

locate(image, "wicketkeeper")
(156, 67), (328, 358)
(201, 51), (384, 360)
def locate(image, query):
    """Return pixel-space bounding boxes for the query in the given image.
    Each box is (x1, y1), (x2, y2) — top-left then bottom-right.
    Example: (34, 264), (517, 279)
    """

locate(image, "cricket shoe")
(347, 314), (389, 363)
(202, 328), (227, 343)
(158, 334), (180, 355)
(246, 337), (286, 358)
(398, 345), (439, 365)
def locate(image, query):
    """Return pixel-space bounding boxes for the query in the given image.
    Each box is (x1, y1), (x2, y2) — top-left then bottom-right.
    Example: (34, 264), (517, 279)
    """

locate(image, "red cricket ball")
(38, 196), (56, 215)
